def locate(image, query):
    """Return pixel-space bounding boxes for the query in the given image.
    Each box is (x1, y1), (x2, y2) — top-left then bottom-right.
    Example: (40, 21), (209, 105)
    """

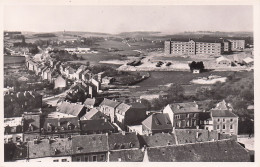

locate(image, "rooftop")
(100, 98), (121, 109)
(138, 133), (176, 147)
(80, 119), (115, 132)
(167, 102), (200, 114)
(71, 134), (108, 154)
(108, 132), (140, 150)
(109, 148), (145, 162)
(57, 101), (85, 117)
(142, 113), (173, 131)
(210, 109), (238, 117)
(147, 140), (250, 162)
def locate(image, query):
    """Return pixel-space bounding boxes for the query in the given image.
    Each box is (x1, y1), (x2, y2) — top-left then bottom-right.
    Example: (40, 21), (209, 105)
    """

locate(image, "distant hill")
(117, 31), (162, 38)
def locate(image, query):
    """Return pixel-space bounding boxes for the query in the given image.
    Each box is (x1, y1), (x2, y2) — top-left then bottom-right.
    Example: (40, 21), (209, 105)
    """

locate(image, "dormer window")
(28, 123), (33, 131)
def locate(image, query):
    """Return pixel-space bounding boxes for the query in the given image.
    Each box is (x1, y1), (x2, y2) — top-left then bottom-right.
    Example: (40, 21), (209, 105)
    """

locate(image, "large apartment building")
(227, 39), (245, 51)
(165, 39), (227, 55)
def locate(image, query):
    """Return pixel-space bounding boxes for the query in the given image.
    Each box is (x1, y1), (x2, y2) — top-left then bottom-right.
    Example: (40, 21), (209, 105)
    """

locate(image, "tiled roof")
(28, 138), (72, 159)
(83, 108), (107, 120)
(168, 102), (200, 113)
(116, 103), (131, 115)
(147, 140), (251, 162)
(43, 117), (80, 134)
(100, 98), (121, 109)
(210, 110), (238, 117)
(138, 133), (176, 147)
(142, 113), (173, 131)
(84, 98), (96, 107)
(109, 148), (145, 162)
(216, 56), (231, 63)
(174, 129), (218, 144)
(243, 57), (253, 63)
(80, 119), (115, 132)
(108, 132), (140, 150)
(57, 101), (85, 116)
(71, 134), (108, 154)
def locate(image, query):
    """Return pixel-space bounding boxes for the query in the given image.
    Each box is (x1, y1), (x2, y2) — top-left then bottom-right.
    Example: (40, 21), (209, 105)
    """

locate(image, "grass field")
(4, 56), (25, 64)
(133, 71), (251, 91)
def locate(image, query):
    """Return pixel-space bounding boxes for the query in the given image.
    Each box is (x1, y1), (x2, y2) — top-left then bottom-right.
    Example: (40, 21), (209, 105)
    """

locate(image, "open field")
(132, 71), (251, 91)
(4, 56), (25, 64)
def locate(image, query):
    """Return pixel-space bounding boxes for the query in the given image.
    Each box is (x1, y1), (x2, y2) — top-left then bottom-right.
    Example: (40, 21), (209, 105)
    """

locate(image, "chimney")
(122, 131), (126, 135)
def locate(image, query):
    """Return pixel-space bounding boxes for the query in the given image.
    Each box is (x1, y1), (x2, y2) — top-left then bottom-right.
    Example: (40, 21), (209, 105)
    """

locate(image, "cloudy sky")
(4, 5), (253, 34)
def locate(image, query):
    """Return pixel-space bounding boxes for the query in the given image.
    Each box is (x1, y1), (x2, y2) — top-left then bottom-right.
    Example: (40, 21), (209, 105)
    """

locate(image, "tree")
(189, 61), (205, 72)
(140, 99), (151, 110)
(167, 84), (184, 101)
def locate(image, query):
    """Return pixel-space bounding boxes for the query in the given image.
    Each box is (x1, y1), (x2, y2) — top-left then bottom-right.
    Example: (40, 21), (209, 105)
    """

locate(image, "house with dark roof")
(99, 98), (121, 123)
(109, 148), (145, 162)
(145, 139), (251, 162)
(4, 91), (42, 118)
(163, 102), (202, 129)
(142, 113), (173, 135)
(4, 117), (23, 143)
(23, 113), (41, 142)
(138, 133), (177, 148)
(174, 129), (219, 145)
(80, 119), (117, 135)
(4, 143), (28, 162)
(57, 101), (86, 118)
(42, 117), (80, 138)
(115, 102), (147, 130)
(27, 138), (72, 162)
(210, 109), (238, 135)
(108, 132), (140, 151)
(71, 134), (108, 162)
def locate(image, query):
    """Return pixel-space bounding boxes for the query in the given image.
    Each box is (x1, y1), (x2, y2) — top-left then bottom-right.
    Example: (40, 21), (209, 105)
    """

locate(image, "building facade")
(164, 39), (224, 55)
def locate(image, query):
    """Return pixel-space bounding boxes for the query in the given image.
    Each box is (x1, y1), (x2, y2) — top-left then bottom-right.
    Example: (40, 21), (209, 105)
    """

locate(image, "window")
(223, 118), (225, 122)
(61, 159), (67, 162)
(230, 124), (233, 129)
(217, 118), (220, 122)
(223, 124), (226, 129)
(53, 159), (59, 162)
(100, 155), (105, 161)
(92, 155), (97, 162)
(230, 119), (233, 122)
(217, 125), (220, 129)
(85, 156), (89, 162)
(76, 157), (81, 162)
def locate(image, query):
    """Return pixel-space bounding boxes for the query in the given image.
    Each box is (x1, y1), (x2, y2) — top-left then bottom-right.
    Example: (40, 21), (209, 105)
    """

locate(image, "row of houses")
(5, 131), (250, 162)
(165, 39), (246, 55)
(216, 56), (254, 67)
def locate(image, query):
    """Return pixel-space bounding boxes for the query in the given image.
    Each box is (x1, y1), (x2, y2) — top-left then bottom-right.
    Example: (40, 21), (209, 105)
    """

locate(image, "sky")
(3, 5), (253, 34)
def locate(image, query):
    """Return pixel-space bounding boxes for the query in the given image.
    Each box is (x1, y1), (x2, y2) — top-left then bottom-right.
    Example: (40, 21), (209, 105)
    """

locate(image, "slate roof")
(57, 101), (85, 116)
(80, 119), (115, 132)
(100, 98), (121, 109)
(108, 132), (140, 150)
(109, 148), (145, 162)
(23, 114), (41, 133)
(142, 113), (173, 131)
(4, 143), (28, 161)
(146, 140), (251, 162)
(28, 138), (72, 159)
(71, 134), (108, 154)
(43, 117), (80, 134)
(168, 102), (200, 114)
(174, 129), (218, 144)
(138, 133), (177, 147)
(210, 110), (238, 117)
